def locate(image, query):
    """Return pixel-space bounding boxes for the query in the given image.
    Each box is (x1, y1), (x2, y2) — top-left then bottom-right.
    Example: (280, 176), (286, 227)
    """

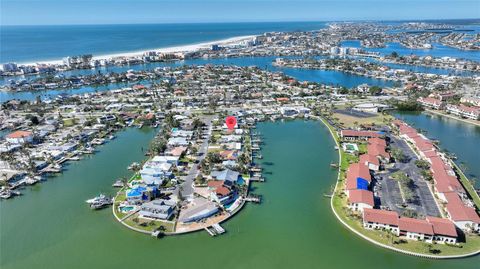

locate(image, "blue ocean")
(0, 22), (327, 63)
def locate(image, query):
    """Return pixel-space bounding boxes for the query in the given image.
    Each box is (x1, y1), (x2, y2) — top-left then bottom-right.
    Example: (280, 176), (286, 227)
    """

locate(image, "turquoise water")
(1, 121), (478, 269)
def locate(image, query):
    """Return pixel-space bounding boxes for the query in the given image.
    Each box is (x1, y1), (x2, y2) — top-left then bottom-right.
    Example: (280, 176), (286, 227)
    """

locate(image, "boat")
(25, 176), (40, 185)
(86, 194), (108, 204)
(90, 201), (112, 210)
(112, 179), (124, 188)
(91, 138), (105, 145)
(127, 162), (140, 170)
(0, 189), (12, 199)
(109, 135), (116, 140)
(87, 194), (113, 209)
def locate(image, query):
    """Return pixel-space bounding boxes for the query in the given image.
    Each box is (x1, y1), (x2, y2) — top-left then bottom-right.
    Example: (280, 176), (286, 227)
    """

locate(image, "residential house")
(139, 199), (175, 220)
(6, 130), (33, 144)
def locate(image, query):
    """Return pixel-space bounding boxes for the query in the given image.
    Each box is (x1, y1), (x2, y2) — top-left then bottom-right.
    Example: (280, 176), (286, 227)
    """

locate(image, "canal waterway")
(1, 56), (396, 102)
(395, 111), (480, 188)
(1, 121), (478, 269)
(341, 40), (480, 62)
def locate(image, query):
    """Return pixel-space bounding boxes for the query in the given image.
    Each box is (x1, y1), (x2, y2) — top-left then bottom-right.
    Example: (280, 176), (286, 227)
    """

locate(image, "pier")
(250, 176), (265, 182)
(204, 223), (226, 236)
(245, 195), (262, 203)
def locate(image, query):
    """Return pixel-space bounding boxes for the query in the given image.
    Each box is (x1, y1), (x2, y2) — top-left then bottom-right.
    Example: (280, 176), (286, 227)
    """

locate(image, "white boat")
(25, 176), (40, 185)
(127, 162), (140, 170)
(86, 194), (109, 204)
(112, 179), (124, 188)
(0, 190), (12, 199)
(109, 135), (116, 140)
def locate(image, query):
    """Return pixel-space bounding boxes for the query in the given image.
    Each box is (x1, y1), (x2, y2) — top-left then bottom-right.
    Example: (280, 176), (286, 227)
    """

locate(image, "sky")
(1, 0), (479, 25)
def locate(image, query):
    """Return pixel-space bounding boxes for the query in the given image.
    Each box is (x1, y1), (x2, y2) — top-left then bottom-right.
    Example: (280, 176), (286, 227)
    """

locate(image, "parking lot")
(374, 135), (441, 218)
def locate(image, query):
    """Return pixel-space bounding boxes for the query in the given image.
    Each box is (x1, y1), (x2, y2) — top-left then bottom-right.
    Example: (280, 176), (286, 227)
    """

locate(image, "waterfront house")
(178, 197), (219, 223)
(417, 97), (445, 110)
(166, 146), (187, 157)
(151, 155), (180, 166)
(362, 208), (400, 234)
(347, 189), (374, 212)
(126, 186), (148, 203)
(210, 169), (240, 184)
(446, 104), (480, 120)
(340, 130), (381, 141)
(426, 216), (458, 244)
(139, 199), (176, 220)
(207, 180), (236, 205)
(345, 162), (371, 195)
(398, 217), (434, 243)
(359, 154), (380, 171)
(444, 192), (480, 232)
(6, 130), (33, 144)
(140, 161), (173, 186)
(167, 137), (189, 147)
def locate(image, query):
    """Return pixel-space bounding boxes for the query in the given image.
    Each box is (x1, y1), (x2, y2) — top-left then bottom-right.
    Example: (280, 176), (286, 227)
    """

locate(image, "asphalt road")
(179, 116), (213, 198)
(377, 135), (441, 217)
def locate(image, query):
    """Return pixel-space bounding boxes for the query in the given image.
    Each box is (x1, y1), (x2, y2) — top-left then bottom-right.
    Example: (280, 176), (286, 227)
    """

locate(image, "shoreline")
(424, 109), (480, 127)
(318, 116), (480, 259)
(15, 35), (257, 66)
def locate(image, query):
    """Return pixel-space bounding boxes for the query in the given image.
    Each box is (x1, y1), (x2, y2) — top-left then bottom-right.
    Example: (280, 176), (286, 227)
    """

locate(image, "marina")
(0, 120), (479, 269)
(1, 15), (480, 268)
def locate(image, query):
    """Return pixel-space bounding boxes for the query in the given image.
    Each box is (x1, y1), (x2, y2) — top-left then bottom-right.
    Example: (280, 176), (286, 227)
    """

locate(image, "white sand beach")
(22, 35), (256, 66)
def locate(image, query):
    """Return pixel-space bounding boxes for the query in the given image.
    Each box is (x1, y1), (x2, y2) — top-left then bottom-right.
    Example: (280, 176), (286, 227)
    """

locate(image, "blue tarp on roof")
(127, 186), (147, 197)
(356, 177), (369, 190)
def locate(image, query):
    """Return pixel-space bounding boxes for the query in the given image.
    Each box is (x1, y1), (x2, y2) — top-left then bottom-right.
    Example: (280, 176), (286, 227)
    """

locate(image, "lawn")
(123, 214), (175, 233)
(332, 112), (393, 129)
(453, 163), (480, 210)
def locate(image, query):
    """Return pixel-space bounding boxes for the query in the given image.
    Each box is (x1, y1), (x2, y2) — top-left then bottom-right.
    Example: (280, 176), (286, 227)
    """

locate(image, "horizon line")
(2, 18), (479, 27)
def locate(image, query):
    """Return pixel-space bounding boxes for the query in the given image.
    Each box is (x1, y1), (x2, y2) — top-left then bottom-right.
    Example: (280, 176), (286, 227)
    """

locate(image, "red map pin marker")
(225, 116), (237, 130)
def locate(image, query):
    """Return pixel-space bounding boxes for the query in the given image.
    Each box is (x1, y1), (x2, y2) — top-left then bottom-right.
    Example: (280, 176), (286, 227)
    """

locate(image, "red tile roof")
(367, 143), (390, 159)
(363, 208), (399, 226)
(207, 180), (224, 188)
(399, 217), (434, 235)
(340, 130), (381, 138)
(360, 154), (380, 166)
(348, 189), (374, 206)
(368, 137), (386, 147)
(399, 125), (417, 136)
(7, 130), (32, 139)
(422, 150), (437, 158)
(426, 216), (458, 238)
(348, 163), (371, 182)
(445, 192), (480, 224)
(215, 186), (231, 196)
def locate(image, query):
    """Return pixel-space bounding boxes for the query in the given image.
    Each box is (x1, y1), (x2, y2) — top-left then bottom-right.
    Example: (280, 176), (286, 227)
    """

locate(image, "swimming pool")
(120, 206), (135, 213)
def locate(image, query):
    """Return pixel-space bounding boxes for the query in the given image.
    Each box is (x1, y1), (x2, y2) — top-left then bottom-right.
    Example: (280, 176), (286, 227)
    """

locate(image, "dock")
(245, 195), (262, 203)
(250, 166), (262, 172)
(205, 223), (226, 236)
(250, 176), (265, 182)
